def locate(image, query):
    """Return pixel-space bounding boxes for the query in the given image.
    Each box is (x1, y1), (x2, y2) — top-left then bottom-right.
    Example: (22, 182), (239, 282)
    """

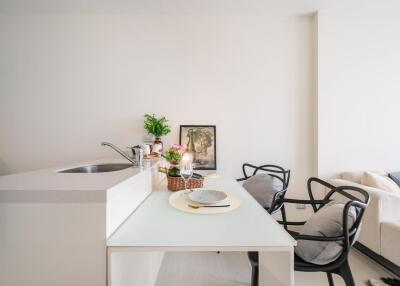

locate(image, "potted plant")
(162, 144), (186, 176)
(143, 114), (171, 148)
(160, 144), (204, 191)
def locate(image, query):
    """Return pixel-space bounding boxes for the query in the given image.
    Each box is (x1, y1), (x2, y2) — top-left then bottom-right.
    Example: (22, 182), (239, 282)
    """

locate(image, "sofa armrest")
(330, 179), (400, 220)
(329, 178), (400, 254)
(373, 190), (400, 222)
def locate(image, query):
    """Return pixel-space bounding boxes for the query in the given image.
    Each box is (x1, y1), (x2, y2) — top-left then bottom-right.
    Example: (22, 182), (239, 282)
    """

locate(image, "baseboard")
(354, 242), (400, 277)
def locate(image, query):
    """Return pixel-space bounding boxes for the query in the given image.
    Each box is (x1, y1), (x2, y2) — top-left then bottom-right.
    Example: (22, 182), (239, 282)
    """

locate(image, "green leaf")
(143, 113), (171, 137)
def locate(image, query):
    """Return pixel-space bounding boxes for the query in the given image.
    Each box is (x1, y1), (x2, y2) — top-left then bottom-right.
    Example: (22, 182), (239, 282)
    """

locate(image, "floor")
(155, 250), (395, 286)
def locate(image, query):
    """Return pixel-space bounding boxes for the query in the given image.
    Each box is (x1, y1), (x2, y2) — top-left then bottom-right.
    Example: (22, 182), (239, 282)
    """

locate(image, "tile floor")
(155, 250), (395, 286)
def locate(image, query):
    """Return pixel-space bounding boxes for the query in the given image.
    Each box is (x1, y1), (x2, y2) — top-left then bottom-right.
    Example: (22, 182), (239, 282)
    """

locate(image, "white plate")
(170, 190), (240, 214)
(188, 189), (228, 205)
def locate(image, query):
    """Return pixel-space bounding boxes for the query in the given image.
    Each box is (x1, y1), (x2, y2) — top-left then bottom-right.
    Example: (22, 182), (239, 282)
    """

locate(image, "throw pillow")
(242, 173), (283, 208)
(361, 171), (400, 193)
(388, 172), (400, 188)
(295, 202), (357, 265)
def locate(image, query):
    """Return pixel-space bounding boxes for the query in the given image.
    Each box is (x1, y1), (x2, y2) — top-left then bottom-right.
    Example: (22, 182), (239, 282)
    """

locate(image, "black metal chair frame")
(248, 177), (370, 286)
(237, 163), (291, 228)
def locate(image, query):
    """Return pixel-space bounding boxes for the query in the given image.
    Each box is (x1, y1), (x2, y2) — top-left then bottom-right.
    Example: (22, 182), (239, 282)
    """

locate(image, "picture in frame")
(179, 125), (216, 170)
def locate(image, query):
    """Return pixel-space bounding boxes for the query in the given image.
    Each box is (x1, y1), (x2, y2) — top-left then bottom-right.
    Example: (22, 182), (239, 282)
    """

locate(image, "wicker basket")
(167, 176), (204, 192)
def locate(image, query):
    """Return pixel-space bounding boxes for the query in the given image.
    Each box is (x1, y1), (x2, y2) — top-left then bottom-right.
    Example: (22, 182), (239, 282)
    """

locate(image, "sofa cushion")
(295, 202), (357, 265)
(341, 170), (387, 184)
(361, 171), (400, 194)
(389, 172), (400, 188)
(242, 173), (283, 208)
(341, 171), (365, 184)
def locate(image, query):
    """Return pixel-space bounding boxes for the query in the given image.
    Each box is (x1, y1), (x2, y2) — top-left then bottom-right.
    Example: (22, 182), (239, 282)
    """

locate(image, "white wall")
(318, 11), (400, 178)
(0, 11), (315, 197)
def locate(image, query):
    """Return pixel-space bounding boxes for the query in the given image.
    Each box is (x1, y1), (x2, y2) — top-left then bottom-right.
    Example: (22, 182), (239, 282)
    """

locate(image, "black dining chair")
(248, 177), (370, 286)
(237, 163), (290, 229)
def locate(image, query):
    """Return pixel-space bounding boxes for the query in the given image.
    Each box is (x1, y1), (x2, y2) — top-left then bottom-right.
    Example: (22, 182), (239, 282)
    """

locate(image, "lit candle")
(182, 153), (193, 162)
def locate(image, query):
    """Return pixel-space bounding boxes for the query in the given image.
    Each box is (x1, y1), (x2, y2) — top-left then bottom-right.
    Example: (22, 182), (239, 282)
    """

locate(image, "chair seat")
(248, 229), (347, 273)
(248, 250), (343, 273)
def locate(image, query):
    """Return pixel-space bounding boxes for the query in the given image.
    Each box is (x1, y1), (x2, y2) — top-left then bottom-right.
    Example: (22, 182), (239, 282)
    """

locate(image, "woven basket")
(167, 176), (204, 192)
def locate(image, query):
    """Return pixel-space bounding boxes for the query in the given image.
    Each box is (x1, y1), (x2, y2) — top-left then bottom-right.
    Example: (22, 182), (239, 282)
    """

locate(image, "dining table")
(107, 172), (296, 286)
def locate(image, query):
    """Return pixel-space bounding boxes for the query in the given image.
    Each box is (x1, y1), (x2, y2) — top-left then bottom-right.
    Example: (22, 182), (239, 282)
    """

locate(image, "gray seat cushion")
(389, 172), (400, 188)
(242, 173), (283, 208)
(294, 202), (357, 265)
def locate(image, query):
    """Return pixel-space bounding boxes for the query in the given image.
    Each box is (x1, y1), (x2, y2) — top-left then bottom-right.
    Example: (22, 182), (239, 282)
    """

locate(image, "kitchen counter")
(0, 157), (160, 202)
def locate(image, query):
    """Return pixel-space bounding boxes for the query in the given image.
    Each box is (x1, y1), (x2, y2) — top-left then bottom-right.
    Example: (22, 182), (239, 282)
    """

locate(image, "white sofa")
(329, 171), (400, 269)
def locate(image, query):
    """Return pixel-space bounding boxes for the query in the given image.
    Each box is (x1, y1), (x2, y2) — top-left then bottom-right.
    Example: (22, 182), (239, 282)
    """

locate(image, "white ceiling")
(0, 0), (399, 14)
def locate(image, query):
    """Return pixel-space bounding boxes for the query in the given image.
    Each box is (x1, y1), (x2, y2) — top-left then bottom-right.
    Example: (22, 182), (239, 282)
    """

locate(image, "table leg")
(259, 247), (294, 286)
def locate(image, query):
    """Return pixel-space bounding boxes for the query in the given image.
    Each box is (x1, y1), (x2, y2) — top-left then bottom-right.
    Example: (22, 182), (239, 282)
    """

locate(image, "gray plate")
(188, 189), (228, 205)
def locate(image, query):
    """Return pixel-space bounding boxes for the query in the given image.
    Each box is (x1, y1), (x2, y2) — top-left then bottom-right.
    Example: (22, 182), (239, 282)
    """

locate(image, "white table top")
(107, 173), (296, 249)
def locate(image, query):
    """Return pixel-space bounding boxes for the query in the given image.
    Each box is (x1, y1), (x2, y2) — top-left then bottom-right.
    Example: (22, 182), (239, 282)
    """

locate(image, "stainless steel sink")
(58, 163), (133, 173)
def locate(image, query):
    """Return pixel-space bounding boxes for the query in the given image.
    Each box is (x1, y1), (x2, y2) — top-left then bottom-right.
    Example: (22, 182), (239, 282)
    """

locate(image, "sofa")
(329, 171), (400, 274)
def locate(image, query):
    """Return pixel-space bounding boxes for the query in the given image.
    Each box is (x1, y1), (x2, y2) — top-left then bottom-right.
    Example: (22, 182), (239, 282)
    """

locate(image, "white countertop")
(0, 157), (159, 202)
(107, 173), (296, 249)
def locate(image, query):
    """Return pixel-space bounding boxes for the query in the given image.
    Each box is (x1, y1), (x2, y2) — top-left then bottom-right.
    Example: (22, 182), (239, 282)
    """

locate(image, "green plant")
(162, 144), (186, 164)
(143, 114), (171, 138)
(162, 150), (182, 164)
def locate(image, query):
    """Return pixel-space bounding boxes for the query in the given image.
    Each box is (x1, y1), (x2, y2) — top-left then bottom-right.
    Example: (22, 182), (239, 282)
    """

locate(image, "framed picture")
(179, 125), (216, 170)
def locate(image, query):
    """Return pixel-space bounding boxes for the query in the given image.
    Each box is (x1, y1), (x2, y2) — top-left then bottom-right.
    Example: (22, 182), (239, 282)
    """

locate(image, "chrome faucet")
(101, 142), (143, 166)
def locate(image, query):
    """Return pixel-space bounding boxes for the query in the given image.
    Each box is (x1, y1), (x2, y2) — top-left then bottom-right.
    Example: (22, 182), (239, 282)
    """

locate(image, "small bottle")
(141, 144), (151, 156)
(152, 143), (163, 154)
(133, 147), (144, 167)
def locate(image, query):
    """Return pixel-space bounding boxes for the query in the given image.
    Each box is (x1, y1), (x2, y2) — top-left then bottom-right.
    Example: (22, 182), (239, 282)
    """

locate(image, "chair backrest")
(241, 163), (290, 214)
(306, 177), (370, 264)
(242, 163), (290, 188)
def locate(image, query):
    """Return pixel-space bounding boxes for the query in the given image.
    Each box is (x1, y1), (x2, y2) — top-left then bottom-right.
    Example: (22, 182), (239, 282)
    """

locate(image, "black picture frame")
(179, 125), (217, 170)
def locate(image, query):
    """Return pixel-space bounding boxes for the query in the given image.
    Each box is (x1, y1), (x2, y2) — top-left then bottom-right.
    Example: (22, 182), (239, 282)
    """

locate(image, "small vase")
(154, 137), (163, 147)
(152, 137), (163, 154)
(167, 162), (180, 177)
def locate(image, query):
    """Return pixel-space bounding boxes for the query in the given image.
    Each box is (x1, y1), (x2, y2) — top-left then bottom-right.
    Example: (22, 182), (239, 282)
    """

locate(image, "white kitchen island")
(0, 157), (161, 286)
(107, 173), (296, 286)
